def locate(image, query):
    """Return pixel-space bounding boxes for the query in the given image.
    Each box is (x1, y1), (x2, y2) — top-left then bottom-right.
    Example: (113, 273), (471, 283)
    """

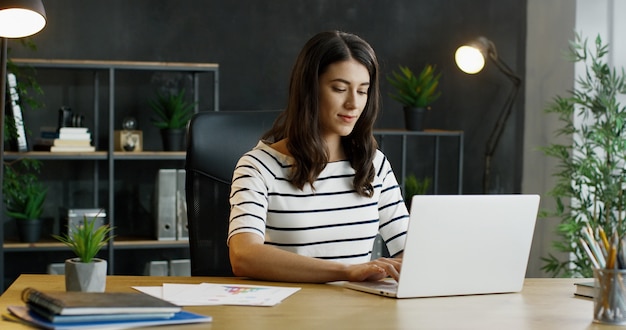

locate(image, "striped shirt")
(228, 141), (409, 264)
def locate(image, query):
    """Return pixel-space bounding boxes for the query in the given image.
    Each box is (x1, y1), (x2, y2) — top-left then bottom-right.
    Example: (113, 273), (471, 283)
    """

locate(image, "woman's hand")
(346, 257), (402, 282)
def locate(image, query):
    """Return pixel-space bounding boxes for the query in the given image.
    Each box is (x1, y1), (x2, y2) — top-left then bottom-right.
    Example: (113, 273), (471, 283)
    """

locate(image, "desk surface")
(0, 275), (607, 330)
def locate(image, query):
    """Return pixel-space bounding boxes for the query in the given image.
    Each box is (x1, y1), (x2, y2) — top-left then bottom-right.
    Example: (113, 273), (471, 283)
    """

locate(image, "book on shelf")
(34, 138), (92, 147)
(40, 126), (92, 141)
(40, 126), (59, 139)
(5, 72), (28, 152)
(58, 132), (91, 141)
(58, 127), (89, 134)
(574, 281), (594, 298)
(20, 287), (182, 315)
(50, 146), (96, 153)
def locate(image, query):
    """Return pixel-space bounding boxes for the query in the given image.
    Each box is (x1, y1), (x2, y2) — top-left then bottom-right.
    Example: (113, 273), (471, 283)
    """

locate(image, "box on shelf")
(61, 208), (107, 235)
(114, 130), (143, 152)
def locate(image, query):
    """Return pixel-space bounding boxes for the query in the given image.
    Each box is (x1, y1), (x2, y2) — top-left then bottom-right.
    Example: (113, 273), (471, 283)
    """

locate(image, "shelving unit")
(374, 129), (464, 194)
(1, 59), (219, 289)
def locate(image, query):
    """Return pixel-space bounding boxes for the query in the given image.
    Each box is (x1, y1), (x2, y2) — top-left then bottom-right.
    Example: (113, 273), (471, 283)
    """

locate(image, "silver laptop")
(344, 194), (540, 298)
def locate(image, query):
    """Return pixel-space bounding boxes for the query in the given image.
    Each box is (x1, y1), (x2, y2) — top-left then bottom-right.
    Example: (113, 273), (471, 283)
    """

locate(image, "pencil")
(581, 227), (606, 268)
(580, 237), (600, 269)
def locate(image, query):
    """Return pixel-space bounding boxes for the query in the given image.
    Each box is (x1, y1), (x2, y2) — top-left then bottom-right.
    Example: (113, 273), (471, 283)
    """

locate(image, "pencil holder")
(593, 268), (626, 325)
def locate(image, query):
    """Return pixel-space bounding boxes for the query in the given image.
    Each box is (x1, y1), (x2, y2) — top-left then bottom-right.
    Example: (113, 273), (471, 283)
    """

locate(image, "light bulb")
(455, 45), (485, 74)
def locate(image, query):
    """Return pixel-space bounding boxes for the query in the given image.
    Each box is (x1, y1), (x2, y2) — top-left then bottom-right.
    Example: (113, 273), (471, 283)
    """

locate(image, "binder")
(176, 169), (189, 240)
(154, 169), (177, 240)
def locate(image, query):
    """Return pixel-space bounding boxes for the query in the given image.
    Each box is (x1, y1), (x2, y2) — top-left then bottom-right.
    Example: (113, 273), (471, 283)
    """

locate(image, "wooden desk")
(0, 275), (608, 329)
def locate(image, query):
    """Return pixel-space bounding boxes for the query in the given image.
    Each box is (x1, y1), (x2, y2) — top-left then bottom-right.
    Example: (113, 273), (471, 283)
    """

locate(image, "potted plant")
(541, 33), (626, 278)
(387, 64), (442, 131)
(403, 174), (431, 209)
(149, 88), (195, 151)
(2, 158), (47, 243)
(52, 212), (113, 292)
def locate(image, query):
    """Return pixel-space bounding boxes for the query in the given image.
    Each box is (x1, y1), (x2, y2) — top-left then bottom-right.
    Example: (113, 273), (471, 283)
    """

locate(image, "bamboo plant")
(541, 33), (626, 278)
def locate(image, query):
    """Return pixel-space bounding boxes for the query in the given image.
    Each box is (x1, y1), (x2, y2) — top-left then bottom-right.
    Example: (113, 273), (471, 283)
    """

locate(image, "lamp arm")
(488, 52), (521, 85)
(482, 55), (521, 192)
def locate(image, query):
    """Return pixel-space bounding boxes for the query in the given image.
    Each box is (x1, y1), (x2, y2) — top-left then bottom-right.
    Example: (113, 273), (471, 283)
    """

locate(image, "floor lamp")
(0, 0), (46, 291)
(454, 36), (522, 193)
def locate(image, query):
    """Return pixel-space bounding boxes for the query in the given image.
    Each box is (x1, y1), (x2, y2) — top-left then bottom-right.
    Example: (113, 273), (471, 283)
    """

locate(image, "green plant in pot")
(541, 33), (626, 278)
(2, 158), (47, 243)
(403, 174), (431, 210)
(52, 213), (113, 292)
(149, 88), (195, 151)
(387, 64), (442, 131)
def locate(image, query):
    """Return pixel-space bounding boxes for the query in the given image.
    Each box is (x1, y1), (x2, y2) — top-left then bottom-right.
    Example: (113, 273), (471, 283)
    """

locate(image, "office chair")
(185, 110), (281, 276)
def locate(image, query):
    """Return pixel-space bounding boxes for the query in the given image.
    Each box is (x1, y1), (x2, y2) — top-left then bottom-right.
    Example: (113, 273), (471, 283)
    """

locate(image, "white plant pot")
(64, 258), (107, 292)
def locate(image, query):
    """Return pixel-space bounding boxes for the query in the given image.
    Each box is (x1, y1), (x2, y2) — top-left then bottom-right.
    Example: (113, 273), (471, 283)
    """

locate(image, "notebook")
(344, 194), (540, 298)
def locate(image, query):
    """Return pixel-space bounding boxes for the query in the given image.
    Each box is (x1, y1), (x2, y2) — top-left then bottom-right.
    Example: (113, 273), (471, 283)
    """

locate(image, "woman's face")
(318, 58), (370, 141)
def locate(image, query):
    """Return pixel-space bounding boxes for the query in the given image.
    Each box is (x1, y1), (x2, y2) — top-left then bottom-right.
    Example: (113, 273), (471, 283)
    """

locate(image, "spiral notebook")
(344, 194), (540, 298)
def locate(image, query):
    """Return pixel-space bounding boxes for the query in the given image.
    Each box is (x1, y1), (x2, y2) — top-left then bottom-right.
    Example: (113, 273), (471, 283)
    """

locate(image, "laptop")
(344, 194), (540, 298)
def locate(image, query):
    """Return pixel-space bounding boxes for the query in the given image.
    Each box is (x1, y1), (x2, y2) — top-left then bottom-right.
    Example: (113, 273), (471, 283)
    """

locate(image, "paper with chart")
(133, 283), (300, 307)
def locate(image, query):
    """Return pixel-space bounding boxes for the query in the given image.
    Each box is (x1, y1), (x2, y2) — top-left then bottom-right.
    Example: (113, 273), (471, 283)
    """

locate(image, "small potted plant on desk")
(387, 64), (442, 131)
(2, 158), (47, 243)
(53, 213), (113, 292)
(149, 88), (195, 151)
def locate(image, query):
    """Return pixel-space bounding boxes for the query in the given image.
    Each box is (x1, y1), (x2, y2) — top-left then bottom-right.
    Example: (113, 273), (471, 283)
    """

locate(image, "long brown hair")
(263, 31), (380, 197)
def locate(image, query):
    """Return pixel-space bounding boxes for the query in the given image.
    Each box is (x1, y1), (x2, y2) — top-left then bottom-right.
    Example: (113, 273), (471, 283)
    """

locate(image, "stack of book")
(34, 127), (96, 152)
(4, 287), (212, 329)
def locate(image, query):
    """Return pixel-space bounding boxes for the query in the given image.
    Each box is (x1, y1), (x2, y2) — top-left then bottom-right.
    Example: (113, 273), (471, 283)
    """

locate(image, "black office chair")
(185, 110), (281, 276)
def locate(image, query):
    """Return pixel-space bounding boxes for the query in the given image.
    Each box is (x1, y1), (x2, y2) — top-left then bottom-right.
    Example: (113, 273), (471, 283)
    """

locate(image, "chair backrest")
(185, 110), (281, 276)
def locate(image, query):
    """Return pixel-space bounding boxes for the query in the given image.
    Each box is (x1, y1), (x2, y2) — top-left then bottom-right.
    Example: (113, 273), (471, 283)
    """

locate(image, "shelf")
(5, 151), (187, 161)
(0, 59), (218, 290)
(5, 151), (108, 160)
(374, 128), (464, 137)
(374, 129), (464, 194)
(12, 58), (219, 72)
(4, 238), (189, 252)
(113, 151), (186, 160)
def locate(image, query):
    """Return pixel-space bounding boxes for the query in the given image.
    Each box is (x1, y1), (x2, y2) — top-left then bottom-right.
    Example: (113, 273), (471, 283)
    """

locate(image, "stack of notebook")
(3, 287), (212, 329)
(49, 127), (96, 152)
(34, 127), (96, 152)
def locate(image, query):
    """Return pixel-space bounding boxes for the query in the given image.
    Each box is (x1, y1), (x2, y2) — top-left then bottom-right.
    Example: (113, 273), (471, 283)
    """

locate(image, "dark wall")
(11, 0), (528, 194)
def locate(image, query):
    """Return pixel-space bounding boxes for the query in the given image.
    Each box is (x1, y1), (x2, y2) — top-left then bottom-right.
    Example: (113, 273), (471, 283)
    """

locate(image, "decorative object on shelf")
(387, 64), (441, 131)
(149, 89), (195, 151)
(455, 36), (521, 193)
(52, 210), (113, 292)
(114, 130), (142, 152)
(115, 116), (142, 151)
(540, 34), (626, 278)
(57, 106), (84, 128)
(61, 208), (107, 236)
(2, 158), (47, 243)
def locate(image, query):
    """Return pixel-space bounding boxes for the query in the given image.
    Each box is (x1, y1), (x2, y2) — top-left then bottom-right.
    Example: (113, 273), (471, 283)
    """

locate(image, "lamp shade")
(0, 0), (46, 38)
(455, 45), (485, 74)
(454, 37), (494, 74)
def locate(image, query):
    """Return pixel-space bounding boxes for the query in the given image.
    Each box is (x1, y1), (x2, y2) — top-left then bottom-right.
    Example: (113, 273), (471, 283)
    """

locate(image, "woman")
(228, 31), (409, 283)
